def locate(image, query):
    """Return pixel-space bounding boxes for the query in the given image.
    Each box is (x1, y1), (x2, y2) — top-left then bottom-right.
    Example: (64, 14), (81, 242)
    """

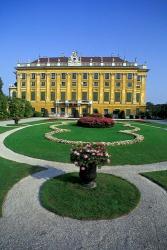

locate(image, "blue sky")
(0, 0), (167, 103)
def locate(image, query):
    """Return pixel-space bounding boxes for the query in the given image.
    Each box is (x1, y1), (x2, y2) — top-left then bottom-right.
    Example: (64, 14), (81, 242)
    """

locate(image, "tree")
(0, 94), (8, 119)
(24, 100), (33, 117)
(0, 77), (4, 95)
(8, 98), (25, 124)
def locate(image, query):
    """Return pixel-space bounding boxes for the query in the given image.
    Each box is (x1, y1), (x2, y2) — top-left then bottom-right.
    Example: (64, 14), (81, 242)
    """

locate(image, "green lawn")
(40, 172), (140, 220)
(55, 122), (132, 142)
(141, 170), (167, 191)
(4, 121), (167, 165)
(0, 126), (15, 134)
(0, 157), (43, 216)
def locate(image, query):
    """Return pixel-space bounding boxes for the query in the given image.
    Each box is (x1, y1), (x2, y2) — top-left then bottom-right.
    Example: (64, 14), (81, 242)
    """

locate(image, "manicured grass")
(55, 122), (132, 142)
(40, 172), (140, 220)
(0, 157), (43, 216)
(141, 170), (167, 191)
(4, 121), (167, 165)
(0, 126), (15, 133)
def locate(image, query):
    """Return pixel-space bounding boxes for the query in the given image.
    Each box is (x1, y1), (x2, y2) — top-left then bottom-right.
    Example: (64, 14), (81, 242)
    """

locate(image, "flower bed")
(70, 143), (110, 168)
(77, 116), (115, 128)
(45, 121), (144, 146)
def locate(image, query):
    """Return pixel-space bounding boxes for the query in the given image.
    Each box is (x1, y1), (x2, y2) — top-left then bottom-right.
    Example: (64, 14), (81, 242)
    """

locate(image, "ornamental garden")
(1, 116), (167, 220)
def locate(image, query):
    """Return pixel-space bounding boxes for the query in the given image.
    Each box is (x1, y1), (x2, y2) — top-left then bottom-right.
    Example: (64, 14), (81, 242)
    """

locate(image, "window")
(51, 92), (55, 101)
(104, 82), (110, 87)
(41, 92), (45, 101)
(83, 82), (88, 87)
(115, 92), (120, 102)
(21, 91), (26, 99)
(51, 73), (56, 79)
(61, 92), (66, 101)
(41, 73), (46, 79)
(136, 93), (140, 102)
(104, 109), (109, 114)
(104, 92), (109, 102)
(31, 92), (35, 101)
(51, 82), (55, 87)
(105, 73), (110, 80)
(31, 82), (35, 87)
(82, 92), (87, 100)
(93, 92), (98, 101)
(41, 108), (45, 113)
(136, 108), (140, 114)
(126, 92), (132, 102)
(12, 91), (16, 98)
(72, 73), (77, 80)
(72, 82), (76, 87)
(137, 75), (142, 81)
(83, 73), (88, 80)
(127, 73), (133, 79)
(31, 73), (35, 79)
(51, 108), (55, 113)
(115, 73), (121, 79)
(21, 82), (26, 87)
(127, 82), (132, 88)
(61, 82), (66, 87)
(41, 82), (45, 87)
(94, 73), (99, 79)
(21, 73), (26, 79)
(72, 92), (76, 101)
(61, 73), (66, 79)
(126, 109), (131, 116)
(93, 82), (98, 87)
(115, 82), (121, 88)
(136, 83), (141, 89)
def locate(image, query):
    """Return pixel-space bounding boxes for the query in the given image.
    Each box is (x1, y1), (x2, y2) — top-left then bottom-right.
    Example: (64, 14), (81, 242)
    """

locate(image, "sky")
(0, 0), (167, 104)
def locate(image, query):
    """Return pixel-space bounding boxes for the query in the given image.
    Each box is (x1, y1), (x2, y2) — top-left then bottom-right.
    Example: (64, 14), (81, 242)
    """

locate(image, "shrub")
(77, 116), (115, 128)
(89, 113), (103, 118)
(129, 115), (134, 119)
(43, 109), (49, 117)
(33, 111), (42, 117)
(104, 113), (113, 118)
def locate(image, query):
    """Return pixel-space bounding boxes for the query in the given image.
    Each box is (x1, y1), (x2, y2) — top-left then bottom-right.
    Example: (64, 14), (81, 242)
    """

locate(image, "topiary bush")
(77, 116), (115, 128)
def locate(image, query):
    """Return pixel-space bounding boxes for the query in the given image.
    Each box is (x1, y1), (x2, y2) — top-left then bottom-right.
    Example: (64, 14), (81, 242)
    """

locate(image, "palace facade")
(9, 51), (148, 117)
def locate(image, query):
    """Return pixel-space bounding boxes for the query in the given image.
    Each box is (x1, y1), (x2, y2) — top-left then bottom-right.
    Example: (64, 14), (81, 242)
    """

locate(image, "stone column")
(36, 73), (40, 102)
(67, 73), (71, 101)
(26, 73), (31, 101)
(88, 73), (93, 102)
(133, 73), (137, 104)
(56, 73), (61, 101)
(46, 73), (51, 102)
(141, 75), (146, 106)
(99, 73), (104, 104)
(16, 73), (21, 98)
(110, 73), (114, 104)
(122, 73), (126, 105)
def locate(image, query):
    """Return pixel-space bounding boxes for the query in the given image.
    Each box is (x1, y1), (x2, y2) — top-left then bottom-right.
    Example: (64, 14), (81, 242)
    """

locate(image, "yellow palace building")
(9, 51), (148, 117)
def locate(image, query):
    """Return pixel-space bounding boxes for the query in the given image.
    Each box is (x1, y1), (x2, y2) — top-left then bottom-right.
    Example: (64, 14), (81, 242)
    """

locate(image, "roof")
(31, 56), (124, 64)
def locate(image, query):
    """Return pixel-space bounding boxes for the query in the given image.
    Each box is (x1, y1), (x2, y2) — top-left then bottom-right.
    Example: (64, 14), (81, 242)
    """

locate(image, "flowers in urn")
(70, 143), (110, 188)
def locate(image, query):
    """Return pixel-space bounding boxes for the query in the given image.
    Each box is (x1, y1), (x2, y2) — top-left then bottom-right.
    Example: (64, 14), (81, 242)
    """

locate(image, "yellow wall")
(9, 66), (148, 116)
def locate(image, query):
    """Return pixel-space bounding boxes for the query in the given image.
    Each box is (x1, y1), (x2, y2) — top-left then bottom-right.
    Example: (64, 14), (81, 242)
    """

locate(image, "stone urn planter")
(79, 164), (97, 188)
(70, 143), (110, 189)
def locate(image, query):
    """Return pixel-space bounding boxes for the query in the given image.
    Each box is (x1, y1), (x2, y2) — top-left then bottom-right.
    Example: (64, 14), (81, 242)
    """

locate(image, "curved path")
(0, 125), (167, 249)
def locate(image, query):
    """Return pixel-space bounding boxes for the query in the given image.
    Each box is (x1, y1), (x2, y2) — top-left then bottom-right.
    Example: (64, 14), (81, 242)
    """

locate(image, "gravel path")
(0, 126), (167, 249)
